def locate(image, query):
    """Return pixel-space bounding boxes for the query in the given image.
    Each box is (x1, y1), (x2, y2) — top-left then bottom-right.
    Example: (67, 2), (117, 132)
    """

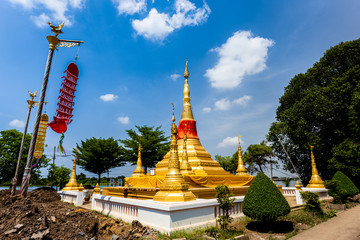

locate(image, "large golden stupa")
(102, 62), (254, 200)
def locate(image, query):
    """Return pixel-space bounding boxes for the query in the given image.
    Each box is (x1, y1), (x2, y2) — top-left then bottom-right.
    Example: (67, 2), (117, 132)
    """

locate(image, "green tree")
(267, 39), (360, 186)
(215, 184), (235, 230)
(243, 141), (274, 173)
(215, 154), (238, 174)
(0, 129), (49, 185)
(75, 137), (125, 182)
(48, 164), (71, 189)
(121, 125), (169, 173)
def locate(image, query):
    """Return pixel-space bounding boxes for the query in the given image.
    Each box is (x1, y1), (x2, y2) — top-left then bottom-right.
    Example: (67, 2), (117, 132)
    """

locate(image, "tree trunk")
(98, 173), (101, 184)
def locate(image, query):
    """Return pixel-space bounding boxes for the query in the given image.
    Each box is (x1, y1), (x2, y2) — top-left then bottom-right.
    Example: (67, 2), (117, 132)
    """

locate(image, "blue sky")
(1, 0), (359, 179)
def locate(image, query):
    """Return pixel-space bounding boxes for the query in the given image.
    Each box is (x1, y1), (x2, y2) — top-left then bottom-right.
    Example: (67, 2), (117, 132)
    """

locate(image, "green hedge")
(243, 172), (290, 222)
(328, 171), (360, 202)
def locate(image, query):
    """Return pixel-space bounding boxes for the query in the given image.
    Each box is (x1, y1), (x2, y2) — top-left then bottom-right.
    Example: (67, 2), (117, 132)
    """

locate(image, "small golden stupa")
(236, 136), (249, 176)
(131, 135), (146, 177)
(62, 154), (80, 191)
(306, 146), (325, 188)
(153, 104), (196, 202)
(102, 61), (254, 200)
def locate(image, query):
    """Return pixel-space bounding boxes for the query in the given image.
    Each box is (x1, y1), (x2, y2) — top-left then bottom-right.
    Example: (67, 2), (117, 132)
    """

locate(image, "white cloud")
(100, 94), (119, 102)
(117, 116), (130, 124)
(217, 136), (238, 148)
(112, 0), (146, 15)
(9, 119), (25, 128)
(233, 95), (251, 107)
(205, 31), (274, 89)
(132, 0), (210, 41)
(214, 98), (231, 111)
(202, 107), (211, 113)
(8, 0), (85, 27)
(170, 73), (181, 82)
(214, 95), (251, 111)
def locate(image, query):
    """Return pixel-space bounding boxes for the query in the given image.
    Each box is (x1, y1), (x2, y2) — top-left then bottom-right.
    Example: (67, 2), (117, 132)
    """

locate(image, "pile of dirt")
(0, 189), (158, 240)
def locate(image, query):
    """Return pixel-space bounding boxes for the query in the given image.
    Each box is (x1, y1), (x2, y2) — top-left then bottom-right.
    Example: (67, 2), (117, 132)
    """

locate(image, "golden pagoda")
(62, 153), (80, 191)
(102, 61), (254, 199)
(306, 146), (325, 188)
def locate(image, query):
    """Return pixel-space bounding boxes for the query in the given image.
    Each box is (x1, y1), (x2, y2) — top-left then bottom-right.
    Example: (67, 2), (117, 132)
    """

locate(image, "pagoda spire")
(131, 135), (145, 177)
(180, 129), (194, 175)
(153, 103), (196, 202)
(236, 136), (249, 176)
(181, 60), (194, 120)
(306, 146), (325, 188)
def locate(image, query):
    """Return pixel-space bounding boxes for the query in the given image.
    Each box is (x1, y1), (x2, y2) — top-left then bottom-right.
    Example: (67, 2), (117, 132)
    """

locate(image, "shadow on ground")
(246, 220), (294, 233)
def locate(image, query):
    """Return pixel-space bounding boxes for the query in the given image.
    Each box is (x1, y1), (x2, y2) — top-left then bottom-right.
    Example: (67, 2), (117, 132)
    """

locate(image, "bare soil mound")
(0, 189), (158, 240)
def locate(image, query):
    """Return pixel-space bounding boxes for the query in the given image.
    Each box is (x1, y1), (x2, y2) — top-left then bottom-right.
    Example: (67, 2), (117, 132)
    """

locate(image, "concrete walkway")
(290, 204), (360, 240)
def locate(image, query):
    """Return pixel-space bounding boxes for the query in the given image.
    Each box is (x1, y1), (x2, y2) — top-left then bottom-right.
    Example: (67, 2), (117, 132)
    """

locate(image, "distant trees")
(216, 141), (274, 175)
(0, 129), (49, 185)
(215, 153), (238, 174)
(75, 137), (125, 183)
(267, 39), (360, 186)
(47, 164), (71, 190)
(243, 141), (274, 173)
(121, 125), (169, 173)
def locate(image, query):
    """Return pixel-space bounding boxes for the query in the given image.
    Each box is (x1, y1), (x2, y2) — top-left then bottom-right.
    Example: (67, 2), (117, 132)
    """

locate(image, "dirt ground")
(0, 188), (159, 240)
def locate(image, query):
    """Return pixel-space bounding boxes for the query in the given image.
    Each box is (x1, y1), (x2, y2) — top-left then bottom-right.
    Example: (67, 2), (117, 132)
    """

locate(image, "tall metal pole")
(10, 94), (37, 197)
(20, 35), (59, 197)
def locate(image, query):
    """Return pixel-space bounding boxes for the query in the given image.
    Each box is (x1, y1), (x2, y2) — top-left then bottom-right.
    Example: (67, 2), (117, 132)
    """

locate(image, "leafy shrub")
(325, 171), (360, 203)
(324, 209), (337, 218)
(243, 172), (290, 222)
(300, 191), (323, 215)
(215, 184), (235, 230)
(333, 171), (359, 197)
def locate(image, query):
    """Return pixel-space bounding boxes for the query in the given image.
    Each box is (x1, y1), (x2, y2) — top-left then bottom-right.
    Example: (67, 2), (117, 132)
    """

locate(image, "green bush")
(300, 191), (323, 215)
(243, 172), (290, 222)
(333, 171), (359, 197)
(326, 171), (360, 203)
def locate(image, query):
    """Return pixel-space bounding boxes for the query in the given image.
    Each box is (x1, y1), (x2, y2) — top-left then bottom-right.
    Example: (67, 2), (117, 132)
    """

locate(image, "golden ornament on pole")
(34, 114), (49, 159)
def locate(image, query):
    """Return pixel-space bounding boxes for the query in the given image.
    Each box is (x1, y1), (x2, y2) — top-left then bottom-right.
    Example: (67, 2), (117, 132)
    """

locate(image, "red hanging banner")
(49, 62), (79, 134)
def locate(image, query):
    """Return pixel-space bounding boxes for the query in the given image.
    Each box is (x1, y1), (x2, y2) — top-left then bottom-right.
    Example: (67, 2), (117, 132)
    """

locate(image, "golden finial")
(295, 180), (302, 190)
(184, 59), (189, 78)
(27, 91), (37, 101)
(48, 21), (64, 37)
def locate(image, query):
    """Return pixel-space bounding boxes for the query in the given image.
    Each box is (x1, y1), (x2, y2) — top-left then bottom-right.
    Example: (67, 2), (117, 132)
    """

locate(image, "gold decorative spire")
(153, 104), (196, 202)
(306, 146), (325, 188)
(181, 60), (194, 120)
(62, 151), (80, 191)
(236, 136), (249, 176)
(93, 183), (101, 194)
(180, 129), (194, 175)
(131, 135), (145, 177)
